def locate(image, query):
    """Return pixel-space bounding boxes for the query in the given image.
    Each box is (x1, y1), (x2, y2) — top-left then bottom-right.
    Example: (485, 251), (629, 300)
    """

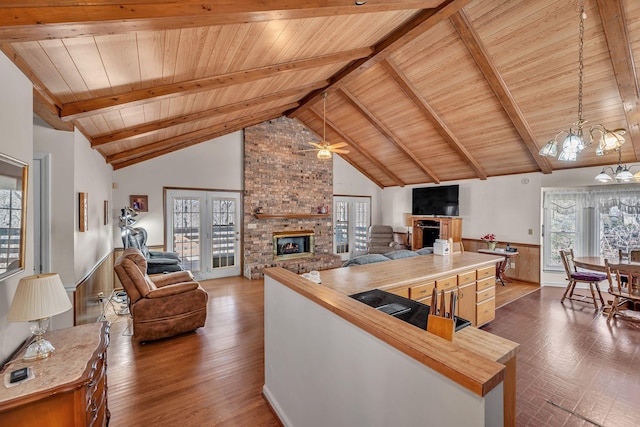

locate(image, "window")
(543, 187), (640, 271)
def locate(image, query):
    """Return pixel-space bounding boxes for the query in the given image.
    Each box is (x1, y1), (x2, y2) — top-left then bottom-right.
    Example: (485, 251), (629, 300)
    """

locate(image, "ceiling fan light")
(317, 148), (332, 159)
(538, 140), (558, 157)
(594, 170), (612, 182)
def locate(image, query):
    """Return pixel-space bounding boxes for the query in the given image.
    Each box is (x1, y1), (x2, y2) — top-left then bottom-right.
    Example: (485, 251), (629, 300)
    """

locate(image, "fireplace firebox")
(273, 231), (314, 261)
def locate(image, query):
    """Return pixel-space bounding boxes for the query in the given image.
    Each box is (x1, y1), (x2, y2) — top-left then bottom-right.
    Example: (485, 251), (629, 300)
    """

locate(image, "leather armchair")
(114, 248), (208, 343)
(123, 226), (183, 274)
(366, 225), (407, 254)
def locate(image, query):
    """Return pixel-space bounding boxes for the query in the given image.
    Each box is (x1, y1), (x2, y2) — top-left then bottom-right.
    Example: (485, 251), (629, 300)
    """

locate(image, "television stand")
(410, 216), (462, 249)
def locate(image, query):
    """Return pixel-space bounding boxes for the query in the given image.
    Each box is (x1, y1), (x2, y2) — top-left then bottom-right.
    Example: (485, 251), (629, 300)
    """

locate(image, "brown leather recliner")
(114, 248), (208, 343)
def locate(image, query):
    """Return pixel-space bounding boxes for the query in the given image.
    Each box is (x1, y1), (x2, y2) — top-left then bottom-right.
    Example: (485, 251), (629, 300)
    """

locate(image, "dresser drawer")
(476, 297), (495, 326)
(476, 276), (496, 292)
(457, 270), (476, 286)
(477, 265), (496, 280)
(410, 282), (435, 301)
(435, 275), (457, 291)
(387, 286), (409, 298)
(476, 286), (495, 303)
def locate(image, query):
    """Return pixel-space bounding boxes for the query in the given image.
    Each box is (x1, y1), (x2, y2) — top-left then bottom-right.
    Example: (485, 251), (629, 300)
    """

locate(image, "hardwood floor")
(496, 280), (540, 308)
(107, 277), (280, 427)
(107, 277), (640, 426)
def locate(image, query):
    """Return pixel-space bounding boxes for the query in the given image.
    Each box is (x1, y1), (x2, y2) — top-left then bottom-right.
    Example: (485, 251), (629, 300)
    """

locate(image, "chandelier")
(594, 150), (640, 183)
(538, 3), (626, 161)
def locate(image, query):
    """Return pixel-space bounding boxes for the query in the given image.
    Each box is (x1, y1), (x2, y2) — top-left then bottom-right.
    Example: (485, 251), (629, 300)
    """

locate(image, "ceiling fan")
(301, 92), (349, 159)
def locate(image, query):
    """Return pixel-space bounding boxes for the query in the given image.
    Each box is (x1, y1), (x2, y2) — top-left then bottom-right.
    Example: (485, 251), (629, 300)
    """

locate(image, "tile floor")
(482, 287), (640, 426)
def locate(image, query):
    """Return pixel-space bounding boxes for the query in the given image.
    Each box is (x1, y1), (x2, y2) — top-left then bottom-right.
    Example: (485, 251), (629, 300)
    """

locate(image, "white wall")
(33, 119), (75, 282)
(381, 166), (610, 243)
(0, 52), (34, 362)
(112, 131), (244, 248)
(333, 155), (383, 225)
(73, 130), (113, 280)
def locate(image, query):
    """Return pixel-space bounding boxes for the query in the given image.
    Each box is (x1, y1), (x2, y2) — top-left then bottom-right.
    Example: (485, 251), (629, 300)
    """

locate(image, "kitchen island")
(263, 252), (519, 427)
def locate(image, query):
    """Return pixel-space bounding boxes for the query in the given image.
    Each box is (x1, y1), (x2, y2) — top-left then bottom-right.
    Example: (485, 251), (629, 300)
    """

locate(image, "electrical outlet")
(510, 262), (516, 269)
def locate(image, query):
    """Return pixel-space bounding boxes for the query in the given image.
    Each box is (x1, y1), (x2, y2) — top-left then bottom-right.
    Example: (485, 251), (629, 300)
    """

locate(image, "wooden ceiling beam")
(339, 87), (440, 183)
(307, 108), (404, 187)
(33, 88), (73, 132)
(449, 10), (553, 174)
(60, 47), (373, 121)
(107, 103), (297, 165)
(595, 0), (640, 160)
(0, 1), (438, 42)
(91, 81), (327, 148)
(289, 0), (474, 117)
(381, 58), (488, 180)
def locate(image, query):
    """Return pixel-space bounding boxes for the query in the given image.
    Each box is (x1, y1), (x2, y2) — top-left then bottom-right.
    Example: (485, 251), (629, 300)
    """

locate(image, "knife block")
(426, 315), (454, 341)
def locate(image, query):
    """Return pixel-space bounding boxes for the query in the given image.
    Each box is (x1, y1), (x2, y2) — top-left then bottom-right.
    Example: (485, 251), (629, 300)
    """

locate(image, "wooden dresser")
(0, 322), (110, 426)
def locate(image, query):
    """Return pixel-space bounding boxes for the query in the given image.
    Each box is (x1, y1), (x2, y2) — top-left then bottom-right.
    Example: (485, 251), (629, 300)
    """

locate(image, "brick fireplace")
(243, 116), (342, 279)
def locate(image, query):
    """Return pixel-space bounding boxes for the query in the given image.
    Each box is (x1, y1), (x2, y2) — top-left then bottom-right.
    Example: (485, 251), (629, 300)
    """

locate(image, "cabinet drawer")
(435, 275), (457, 291)
(415, 296), (432, 306)
(476, 286), (495, 303)
(457, 270), (476, 286)
(476, 276), (495, 292)
(387, 286), (409, 298)
(476, 298), (495, 326)
(477, 265), (496, 279)
(410, 282), (435, 301)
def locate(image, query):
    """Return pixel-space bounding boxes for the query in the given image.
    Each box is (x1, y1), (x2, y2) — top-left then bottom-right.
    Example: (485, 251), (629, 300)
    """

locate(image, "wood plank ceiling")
(1, 0), (639, 187)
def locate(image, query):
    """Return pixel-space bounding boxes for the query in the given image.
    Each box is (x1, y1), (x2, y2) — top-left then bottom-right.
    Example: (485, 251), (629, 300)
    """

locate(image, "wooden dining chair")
(604, 260), (640, 321)
(559, 249), (606, 310)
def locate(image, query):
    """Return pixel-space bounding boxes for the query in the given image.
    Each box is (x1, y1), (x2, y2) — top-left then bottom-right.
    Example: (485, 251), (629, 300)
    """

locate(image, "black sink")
(349, 289), (471, 332)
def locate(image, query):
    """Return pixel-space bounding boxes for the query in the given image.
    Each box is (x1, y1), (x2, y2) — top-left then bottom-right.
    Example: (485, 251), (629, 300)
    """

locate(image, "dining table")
(573, 256), (640, 272)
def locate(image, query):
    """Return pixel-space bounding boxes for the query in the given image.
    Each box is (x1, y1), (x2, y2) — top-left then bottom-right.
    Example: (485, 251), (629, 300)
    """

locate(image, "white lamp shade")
(8, 273), (72, 322)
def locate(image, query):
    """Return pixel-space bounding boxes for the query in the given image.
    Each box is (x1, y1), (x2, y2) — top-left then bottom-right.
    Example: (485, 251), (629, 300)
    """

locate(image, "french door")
(165, 189), (241, 280)
(333, 196), (370, 261)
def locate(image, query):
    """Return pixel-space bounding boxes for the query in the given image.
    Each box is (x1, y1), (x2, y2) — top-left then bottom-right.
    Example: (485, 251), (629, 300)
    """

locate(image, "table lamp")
(403, 213), (413, 246)
(8, 273), (72, 361)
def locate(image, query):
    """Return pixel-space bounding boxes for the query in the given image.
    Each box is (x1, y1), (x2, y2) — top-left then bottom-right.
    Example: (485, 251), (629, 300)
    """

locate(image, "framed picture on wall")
(104, 200), (109, 225)
(130, 195), (148, 212)
(79, 192), (88, 232)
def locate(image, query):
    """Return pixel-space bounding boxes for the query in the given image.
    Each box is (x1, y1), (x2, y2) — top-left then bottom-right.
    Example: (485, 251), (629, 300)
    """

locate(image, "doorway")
(33, 153), (50, 275)
(165, 189), (241, 280)
(333, 196), (370, 261)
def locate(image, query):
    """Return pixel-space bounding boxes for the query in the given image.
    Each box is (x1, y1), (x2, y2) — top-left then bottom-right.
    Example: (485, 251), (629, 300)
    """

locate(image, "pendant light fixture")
(538, 2), (626, 161)
(594, 150), (640, 183)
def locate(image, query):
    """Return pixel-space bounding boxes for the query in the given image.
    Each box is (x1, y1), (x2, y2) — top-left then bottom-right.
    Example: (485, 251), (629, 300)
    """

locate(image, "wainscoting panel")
(463, 239), (540, 284)
(74, 253), (115, 325)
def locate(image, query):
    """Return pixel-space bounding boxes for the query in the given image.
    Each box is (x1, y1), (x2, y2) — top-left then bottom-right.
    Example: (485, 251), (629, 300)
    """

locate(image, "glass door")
(333, 196), (370, 261)
(166, 189), (241, 280)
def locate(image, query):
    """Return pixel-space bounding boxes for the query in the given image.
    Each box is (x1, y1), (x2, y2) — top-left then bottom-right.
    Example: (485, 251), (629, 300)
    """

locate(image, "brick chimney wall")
(243, 116), (343, 279)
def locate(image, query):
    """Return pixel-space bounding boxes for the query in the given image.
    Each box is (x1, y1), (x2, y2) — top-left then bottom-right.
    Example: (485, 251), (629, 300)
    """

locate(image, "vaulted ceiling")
(2, 0), (639, 187)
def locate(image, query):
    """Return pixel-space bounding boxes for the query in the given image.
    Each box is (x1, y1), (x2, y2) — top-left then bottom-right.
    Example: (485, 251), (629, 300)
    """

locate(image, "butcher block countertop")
(264, 252), (519, 398)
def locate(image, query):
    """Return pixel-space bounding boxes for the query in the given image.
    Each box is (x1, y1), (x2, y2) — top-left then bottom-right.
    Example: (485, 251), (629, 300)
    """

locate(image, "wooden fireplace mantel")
(254, 213), (330, 219)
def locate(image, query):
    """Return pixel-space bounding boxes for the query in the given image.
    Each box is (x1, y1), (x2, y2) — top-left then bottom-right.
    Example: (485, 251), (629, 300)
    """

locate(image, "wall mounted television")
(412, 185), (459, 216)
